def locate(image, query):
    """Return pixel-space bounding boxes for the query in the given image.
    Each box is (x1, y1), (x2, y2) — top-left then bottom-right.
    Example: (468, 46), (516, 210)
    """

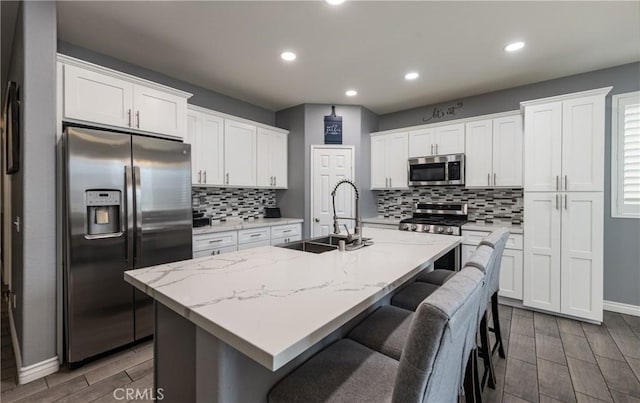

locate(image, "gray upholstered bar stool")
(478, 229), (510, 359)
(268, 267), (486, 403)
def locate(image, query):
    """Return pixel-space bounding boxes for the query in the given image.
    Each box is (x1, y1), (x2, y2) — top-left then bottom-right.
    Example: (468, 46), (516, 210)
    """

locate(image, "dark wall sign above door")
(422, 101), (464, 123)
(324, 105), (343, 144)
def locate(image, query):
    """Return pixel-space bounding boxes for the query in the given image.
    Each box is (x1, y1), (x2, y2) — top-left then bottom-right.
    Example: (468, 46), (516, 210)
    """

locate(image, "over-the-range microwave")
(408, 153), (465, 186)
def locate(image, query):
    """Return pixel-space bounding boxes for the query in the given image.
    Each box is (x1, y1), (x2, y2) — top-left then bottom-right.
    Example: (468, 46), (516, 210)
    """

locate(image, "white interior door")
(465, 119), (493, 187)
(311, 146), (354, 237)
(523, 192), (561, 313)
(560, 192), (603, 321)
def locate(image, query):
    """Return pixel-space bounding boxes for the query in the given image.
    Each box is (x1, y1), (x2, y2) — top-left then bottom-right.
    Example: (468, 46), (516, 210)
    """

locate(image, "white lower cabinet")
(462, 230), (524, 300)
(523, 192), (603, 321)
(193, 223), (303, 255)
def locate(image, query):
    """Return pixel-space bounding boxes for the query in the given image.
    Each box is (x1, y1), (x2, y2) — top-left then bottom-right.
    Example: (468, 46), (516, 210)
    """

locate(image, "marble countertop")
(124, 228), (460, 371)
(462, 221), (524, 234)
(361, 216), (405, 225)
(193, 217), (303, 235)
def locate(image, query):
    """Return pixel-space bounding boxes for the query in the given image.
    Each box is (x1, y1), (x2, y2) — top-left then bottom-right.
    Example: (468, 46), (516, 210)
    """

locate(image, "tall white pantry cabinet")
(521, 87), (611, 322)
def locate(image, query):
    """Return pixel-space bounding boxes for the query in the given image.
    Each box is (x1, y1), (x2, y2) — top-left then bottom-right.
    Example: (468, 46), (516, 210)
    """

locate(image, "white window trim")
(611, 91), (640, 219)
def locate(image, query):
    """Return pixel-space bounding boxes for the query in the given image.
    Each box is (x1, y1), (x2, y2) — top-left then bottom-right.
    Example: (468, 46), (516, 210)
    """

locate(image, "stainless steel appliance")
(398, 202), (468, 270)
(408, 153), (465, 186)
(63, 125), (192, 364)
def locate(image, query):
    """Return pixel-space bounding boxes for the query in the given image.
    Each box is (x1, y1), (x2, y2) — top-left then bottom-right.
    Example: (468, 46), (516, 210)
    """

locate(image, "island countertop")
(124, 228), (460, 371)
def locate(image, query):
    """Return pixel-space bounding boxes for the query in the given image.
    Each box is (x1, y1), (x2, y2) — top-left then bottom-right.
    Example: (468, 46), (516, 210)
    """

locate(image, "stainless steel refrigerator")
(63, 126), (192, 364)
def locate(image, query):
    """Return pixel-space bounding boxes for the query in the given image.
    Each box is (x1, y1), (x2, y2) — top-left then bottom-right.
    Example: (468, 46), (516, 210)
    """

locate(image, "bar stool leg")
(490, 292), (506, 359)
(479, 312), (496, 389)
(464, 349), (476, 403)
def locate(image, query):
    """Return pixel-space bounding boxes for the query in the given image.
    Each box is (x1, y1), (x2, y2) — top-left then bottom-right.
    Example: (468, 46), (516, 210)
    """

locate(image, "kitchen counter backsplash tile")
(192, 187), (276, 222)
(377, 187), (523, 224)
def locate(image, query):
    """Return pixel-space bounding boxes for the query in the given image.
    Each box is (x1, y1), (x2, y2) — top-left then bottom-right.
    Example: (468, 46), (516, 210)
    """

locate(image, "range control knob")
(411, 224), (418, 231)
(437, 226), (444, 233)
(425, 226), (431, 232)
(447, 227), (454, 234)
(401, 224), (410, 231)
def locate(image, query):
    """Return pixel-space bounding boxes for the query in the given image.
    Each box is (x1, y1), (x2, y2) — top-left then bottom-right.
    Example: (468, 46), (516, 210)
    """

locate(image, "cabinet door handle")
(203, 170), (207, 183)
(556, 194), (559, 210)
(198, 170), (202, 184)
(556, 175), (559, 191)
(488, 173), (490, 186)
(128, 109), (132, 127)
(250, 233), (262, 237)
(431, 144), (434, 155)
(283, 229), (292, 233)
(389, 177), (392, 187)
(494, 173), (497, 186)
(209, 239), (222, 244)
(564, 194), (568, 210)
(136, 111), (140, 128)
(435, 144), (438, 154)
(275, 176), (277, 187)
(270, 176), (273, 186)
(226, 173), (229, 185)
(385, 177), (388, 188)
(564, 175), (568, 191)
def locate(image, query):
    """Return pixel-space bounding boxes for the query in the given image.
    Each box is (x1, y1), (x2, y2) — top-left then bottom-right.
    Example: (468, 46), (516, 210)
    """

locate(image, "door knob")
(314, 218), (320, 223)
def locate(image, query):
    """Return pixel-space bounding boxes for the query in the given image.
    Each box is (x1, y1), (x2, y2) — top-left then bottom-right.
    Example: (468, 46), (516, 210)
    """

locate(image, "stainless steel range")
(398, 202), (468, 270)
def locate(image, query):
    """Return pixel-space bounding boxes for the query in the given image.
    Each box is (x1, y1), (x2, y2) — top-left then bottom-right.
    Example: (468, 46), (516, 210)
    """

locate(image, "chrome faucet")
(331, 179), (362, 248)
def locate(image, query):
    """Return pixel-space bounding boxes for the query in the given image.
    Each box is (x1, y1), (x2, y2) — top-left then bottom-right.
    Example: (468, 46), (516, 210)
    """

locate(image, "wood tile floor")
(1, 298), (639, 402)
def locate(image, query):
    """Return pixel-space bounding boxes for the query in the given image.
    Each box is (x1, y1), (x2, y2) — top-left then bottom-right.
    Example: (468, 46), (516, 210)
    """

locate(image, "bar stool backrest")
(479, 229), (510, 296)
(463, 245), (496, 320)
(392, 266), (485, 403)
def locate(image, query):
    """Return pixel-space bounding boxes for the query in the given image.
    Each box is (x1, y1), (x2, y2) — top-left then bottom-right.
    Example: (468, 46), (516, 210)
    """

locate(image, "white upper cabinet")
(408, 128), (434, 157)
(465, 114), (522, 188)
(60, 56), (191, 140)
(370, 133), (408, 189)
(561, 95), (605, 192)
(185, 109), (224, 186)
(493, 115), (523, 187)
(224, 120), (257, 187)
(370, 135), (388, 189)
(63, 64), (134, 129)
(465, 119), (494, 187)
(408, 124), (464, 157)
(523, 91), (607, 193)
(133, 84), (187, 139)
(524, 102), (563, 192)
(434, 123), (465, 155)
(257, 128), (288, 188)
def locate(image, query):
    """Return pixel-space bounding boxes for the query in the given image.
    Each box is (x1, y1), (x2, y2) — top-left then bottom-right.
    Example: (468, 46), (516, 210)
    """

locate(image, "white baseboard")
(603, 300), (640, 317)
(8, 306), (60, 384)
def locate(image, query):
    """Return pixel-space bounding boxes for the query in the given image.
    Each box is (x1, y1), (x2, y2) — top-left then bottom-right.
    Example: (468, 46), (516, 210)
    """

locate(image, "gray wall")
(379, 62), (640, 307)
(5, 1), (58, 367)
(275, 105), (306, 231)
(57, 41), (276, 126)
(276, 104), (378, 237)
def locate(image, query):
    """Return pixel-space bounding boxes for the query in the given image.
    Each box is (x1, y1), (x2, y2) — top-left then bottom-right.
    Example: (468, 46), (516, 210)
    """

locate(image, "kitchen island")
(124, 228), (460, 402)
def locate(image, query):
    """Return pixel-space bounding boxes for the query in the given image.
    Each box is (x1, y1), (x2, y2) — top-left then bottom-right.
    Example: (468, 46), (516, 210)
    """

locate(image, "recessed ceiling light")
(345, 90), (357, 97)
(405, 72), (420, 80)
(504, 41), (525, 52)
(280, 51), (297, 61)
(326, 0), (345, 5)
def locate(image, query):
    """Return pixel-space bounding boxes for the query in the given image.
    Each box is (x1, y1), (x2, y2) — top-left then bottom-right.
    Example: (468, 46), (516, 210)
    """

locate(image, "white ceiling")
(57, 1), (640, 114)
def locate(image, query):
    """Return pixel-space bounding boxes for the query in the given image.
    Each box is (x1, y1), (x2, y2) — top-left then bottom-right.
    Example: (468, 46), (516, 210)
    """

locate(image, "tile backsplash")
(192, 187), (277, 222)
(376, 187), (523, 224)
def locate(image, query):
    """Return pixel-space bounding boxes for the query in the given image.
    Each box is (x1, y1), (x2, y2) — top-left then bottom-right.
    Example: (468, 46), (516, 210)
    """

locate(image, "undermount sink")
(276, 235), (373, 254)
(278, 241), (338, 254)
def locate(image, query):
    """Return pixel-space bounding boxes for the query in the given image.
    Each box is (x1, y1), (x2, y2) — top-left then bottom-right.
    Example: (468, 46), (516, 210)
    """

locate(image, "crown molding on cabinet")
(370, 109), (521, 137)
(519, 86), (613, 111)
(57, 53), (193, 99)
(187, 104), (288, 134)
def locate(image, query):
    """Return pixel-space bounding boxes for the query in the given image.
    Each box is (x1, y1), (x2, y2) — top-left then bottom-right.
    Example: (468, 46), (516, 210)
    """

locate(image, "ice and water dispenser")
(85, 190), (122, 237)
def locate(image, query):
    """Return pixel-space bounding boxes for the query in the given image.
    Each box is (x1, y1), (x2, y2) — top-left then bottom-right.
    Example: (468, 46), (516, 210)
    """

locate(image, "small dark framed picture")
(3, 81), (20, 174)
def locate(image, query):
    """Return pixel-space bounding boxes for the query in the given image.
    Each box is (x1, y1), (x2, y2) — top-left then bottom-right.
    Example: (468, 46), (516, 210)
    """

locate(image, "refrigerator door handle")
(133, 166), (143, 267)
(125, 166), (134, 267)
